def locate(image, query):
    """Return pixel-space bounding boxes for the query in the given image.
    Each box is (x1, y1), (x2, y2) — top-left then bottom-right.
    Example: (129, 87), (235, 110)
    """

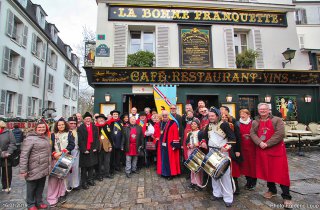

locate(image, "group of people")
(0, 100), (293, 209)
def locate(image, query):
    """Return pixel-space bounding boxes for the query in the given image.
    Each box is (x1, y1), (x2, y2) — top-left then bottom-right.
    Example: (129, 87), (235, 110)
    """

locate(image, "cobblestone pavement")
(1, 149), (319, 210)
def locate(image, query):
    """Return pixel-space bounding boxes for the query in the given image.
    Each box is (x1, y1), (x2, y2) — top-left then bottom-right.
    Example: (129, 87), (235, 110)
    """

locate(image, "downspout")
(42, 40), (49, 113)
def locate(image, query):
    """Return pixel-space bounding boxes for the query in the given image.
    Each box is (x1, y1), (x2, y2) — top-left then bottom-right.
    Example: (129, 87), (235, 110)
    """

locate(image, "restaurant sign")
(89, 68), (320, 86)
(108, 6), (287, 27)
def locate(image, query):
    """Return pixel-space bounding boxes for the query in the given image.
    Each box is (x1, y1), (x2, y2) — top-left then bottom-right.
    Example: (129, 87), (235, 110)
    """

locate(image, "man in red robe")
(250, 103), (292, 209)
(156, 110), (180, 180)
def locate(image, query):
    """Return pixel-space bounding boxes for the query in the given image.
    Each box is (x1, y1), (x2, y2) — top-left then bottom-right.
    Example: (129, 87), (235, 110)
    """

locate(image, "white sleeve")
(145, 124), (155, 136)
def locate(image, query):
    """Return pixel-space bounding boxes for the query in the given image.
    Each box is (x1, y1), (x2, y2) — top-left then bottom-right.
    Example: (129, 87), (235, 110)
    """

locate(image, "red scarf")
(85, 123), (94, 150)
(106, 118), (120, 125)
(0, 128), (4, 134)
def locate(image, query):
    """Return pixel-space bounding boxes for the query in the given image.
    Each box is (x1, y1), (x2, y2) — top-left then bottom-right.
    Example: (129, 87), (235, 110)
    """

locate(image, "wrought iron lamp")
(282, 48), (296, 68)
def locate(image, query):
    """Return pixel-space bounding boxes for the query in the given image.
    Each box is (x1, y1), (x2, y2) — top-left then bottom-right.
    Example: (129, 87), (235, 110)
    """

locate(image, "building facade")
(86, 0), (320, 123)
(294, 0), (320, 70)
(0, 0), (80, 120)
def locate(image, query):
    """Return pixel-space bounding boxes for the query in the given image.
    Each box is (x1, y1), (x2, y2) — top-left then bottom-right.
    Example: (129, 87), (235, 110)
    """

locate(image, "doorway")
(186, 95), (219, 110)
(123, 94), (156, 114)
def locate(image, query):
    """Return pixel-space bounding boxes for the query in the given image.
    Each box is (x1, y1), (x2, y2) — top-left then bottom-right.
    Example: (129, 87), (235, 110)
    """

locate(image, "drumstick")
(227, 141), (237, 144)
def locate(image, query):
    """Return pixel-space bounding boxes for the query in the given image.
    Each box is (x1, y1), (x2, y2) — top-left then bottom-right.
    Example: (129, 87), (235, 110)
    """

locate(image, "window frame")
(32, 64), (40, 87)
(129, 30), (155, 54)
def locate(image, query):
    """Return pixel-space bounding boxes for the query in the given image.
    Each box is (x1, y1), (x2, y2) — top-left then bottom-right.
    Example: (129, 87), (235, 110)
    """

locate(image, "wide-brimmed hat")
(110, 110), (120, 115)
(83, 112), (93, 119)
(95, 113), (107, 120)
(67, 116), (78, 122)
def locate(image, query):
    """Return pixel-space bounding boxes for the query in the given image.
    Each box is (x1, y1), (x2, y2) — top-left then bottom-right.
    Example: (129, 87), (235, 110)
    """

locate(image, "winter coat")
(0, 129), (17, 167)
(12, 128), (24, 144)
(19, 131), (51, 181)
(121, 125), (143, 153)
(77, 123), (99, 168)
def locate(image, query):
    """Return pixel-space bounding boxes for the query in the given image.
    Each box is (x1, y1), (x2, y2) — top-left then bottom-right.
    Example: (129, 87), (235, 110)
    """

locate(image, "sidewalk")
(1, 149), (319, 210)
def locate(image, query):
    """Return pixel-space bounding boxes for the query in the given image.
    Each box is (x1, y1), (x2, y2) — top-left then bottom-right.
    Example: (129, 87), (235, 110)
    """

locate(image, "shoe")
(97, 177), (103, 181)
(36, 203), (48, 209)
(59, 195), (67, 204)
(132, 170), (139, 174)
(224, 202), (232, 207)
(3, 188), (11, 192)
(105, 174), (114, 179)
(210, 196), (222, 201)
(82, 184), (89, 190)
(28, 207), (38, 210)
(73, 186), (81, 191)
(188, 183), (195, 189)
(126, 173), (131, 178)
(88, 181), (95, 186)
(167, 176), (173, 180)
(263, 191), (277, 199)
(245, 185), (255, 191)
(194, 186), (203, 192)
(283, 199), (293, 209)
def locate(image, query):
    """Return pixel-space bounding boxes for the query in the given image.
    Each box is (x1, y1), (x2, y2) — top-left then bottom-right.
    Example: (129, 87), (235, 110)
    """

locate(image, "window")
(129, 31), (155, 54)
(31, 33), (45, 60)
(5, 92), (15, 117)
(37, 7), (46, 29)
(48, 49), (58, 69)
(17, 94), (23, 116)
(295, 8), (307, 25)
(2, 47), (23, 79)
(65, 45), (72, 59)
(27, 97), (38, 117)
(6, 10), (27, 46)
(32, 65), (40, 86)
(238, 96), (259, 117)
(48, 74), (54, 92)
(72, 106), (76, 115)
(234, 33), (248, 55)
(63, 83), (71, 98)
(72, 72), (79, 86)
(64, 65), (72, 81)
(71, 88), (77, 101)
(50, 25), (58, 43)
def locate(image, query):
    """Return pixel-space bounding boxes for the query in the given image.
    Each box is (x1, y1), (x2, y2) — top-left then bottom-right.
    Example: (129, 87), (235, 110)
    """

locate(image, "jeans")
(125, 155), (138, 174)
(26, 177), (46, 208)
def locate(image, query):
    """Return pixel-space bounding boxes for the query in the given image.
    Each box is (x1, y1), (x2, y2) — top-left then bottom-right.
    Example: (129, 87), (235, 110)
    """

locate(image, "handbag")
(145, 141), (156, 150)
(10, 149), (21, 167)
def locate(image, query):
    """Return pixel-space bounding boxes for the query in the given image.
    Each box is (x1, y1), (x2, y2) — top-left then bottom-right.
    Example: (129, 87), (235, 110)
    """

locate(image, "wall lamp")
(105, 93), (111, 102)
(282, 48), (296, 68)
(226, 94), (233, 102)
(264, 94), (272, 103)
(304, 95), (312, 103)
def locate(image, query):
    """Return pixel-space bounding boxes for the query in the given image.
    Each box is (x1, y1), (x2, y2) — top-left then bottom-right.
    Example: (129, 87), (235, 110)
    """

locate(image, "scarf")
(0, 128), (4, 134)
(107, 118), (120, 125)
(240, 118), (251, 125)
(85, 123), (94, 150)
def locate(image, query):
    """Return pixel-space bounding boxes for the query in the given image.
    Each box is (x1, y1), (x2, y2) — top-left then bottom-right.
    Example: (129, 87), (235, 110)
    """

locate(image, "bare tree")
(73, 25), (96, 114)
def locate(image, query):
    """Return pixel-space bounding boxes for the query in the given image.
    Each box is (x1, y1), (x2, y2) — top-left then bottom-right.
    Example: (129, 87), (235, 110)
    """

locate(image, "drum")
(184, 148), (205, 173)
(50, 153), (74, 179)
(201, 149), (230, 179)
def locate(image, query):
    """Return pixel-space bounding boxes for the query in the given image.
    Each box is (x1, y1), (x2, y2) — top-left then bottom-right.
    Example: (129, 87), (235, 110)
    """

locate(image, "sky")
(31, 0), (97, 54)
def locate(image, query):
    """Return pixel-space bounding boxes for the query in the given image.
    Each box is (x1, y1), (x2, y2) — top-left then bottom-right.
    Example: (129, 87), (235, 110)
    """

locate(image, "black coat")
(110, 120), (123, 149)
(78, 123), (99, 167)
(121, 125), (143, 153)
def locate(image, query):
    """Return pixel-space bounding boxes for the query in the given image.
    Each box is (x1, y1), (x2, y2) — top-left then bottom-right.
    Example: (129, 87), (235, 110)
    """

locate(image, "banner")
(153, 85), (179, 125)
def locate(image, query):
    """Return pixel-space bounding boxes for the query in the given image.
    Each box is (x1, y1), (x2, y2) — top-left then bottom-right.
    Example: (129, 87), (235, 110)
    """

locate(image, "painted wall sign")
(179, 26), (212, 67)
(84, 41), (96, 66)
(96, 44), (110, 57)
(87, 68), (320, 86)
(108, 6), (287, 27)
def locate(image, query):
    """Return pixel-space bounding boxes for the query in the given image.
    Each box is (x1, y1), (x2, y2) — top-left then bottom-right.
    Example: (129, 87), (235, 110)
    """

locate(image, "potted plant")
(127, 51), (155, 67)
(236, 49), (259, 69)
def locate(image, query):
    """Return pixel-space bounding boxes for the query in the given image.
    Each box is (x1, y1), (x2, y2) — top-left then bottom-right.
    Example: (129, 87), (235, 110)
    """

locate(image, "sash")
(114, 122), (121, 131)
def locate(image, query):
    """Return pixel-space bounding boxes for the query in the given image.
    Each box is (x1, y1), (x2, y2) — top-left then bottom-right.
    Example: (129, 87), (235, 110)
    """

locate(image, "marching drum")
(201, 149), (230, 179)
(184, 148), (206, 173)
(51, 153), (74, 179)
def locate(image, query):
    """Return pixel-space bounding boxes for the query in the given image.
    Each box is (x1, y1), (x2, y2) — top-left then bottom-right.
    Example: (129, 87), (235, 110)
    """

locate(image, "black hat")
(110, 110), (120, 115)
(120, 113), (129, 120)
(192, 118), (200, 127)
(95, 113), (107, 120)
(209, 106), (221, 118)
(83, 112), (92, 119)
(139, 112), (147, 116)
(58, 117), (66, 122)
(67, 116), (78, 122)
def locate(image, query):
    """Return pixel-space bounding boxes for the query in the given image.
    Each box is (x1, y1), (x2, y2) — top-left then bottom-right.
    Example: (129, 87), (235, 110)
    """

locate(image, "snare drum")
(201, 149), (230, 179)
(184, 148), (205, 173)
(50, 153), (74, 179)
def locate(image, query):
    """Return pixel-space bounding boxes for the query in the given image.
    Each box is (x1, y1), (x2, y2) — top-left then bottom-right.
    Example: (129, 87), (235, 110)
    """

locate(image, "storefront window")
(238, 96), (258, 118)
(234, 33), (248, 55)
